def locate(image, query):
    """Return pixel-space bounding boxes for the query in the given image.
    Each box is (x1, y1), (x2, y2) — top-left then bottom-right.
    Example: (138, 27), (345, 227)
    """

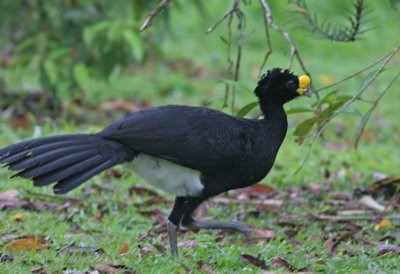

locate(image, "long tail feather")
(1, 134), (136, 193)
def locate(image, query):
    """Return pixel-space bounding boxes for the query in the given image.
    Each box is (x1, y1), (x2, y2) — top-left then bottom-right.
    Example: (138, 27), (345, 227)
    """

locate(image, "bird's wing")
(99, 105), (255, 172)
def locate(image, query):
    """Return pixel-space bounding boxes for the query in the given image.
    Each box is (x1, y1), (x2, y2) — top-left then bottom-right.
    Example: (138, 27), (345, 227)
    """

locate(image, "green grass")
(1, 1), (400, 273)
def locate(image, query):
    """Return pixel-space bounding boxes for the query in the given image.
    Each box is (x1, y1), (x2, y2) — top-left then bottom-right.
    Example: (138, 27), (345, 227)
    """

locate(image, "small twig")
(258, 5), (273, 76)
(207, 0), (244, 112)
(259, 0), (310, 73)
(139, 0), (172, 32)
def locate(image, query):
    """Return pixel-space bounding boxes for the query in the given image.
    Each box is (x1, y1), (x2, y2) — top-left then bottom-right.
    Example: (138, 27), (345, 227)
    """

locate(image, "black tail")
(0, 134), (136, 194)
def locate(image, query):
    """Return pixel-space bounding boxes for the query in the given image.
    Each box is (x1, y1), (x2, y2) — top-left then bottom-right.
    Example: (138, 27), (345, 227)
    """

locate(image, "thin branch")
(259, 0), (305, 71)
(314, 52), (392, 93)
(206, 0), (244, 112)
(258, 6), (273, 76)
(259, 0), (315, 97)
(294, 43), (400, 174)
(139, 0), (172, 32)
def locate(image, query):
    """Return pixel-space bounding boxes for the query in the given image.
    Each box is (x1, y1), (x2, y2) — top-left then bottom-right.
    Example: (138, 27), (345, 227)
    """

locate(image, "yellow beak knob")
(297, 75), (311, 94)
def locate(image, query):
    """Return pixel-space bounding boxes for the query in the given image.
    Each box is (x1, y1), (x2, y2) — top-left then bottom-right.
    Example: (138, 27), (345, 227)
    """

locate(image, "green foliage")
(0, 0), (162, 100)
(290, 0), (369, 42)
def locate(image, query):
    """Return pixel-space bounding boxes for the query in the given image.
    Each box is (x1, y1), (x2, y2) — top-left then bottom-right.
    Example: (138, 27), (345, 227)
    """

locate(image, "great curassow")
(0, 68), (311, 256)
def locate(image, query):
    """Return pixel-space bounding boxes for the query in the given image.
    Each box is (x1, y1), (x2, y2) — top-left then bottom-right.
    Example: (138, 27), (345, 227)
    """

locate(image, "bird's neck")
(259, 97), (286, 121)
(259, 97), (288, 146)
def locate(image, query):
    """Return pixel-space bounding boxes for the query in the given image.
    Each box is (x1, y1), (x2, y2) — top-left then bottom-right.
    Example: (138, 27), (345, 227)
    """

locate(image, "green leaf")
(83, 21), (109, 47)
(286, 107), (314, 115)
(237, 101), (259, 117)
(43, 60), (58, 84)
(354, 108), (373, 149)
(123, 30), (144, 61)
(73, 63), (90, 89)
(314, 90), (338, 108)
(293, 117), (317, 144)
(321, 97), (352, 118)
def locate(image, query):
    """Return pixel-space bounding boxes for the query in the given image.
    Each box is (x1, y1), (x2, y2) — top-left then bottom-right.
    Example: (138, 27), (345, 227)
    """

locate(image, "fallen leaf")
(7, 213), (24, 222)
(232, 184), (278, 200)
(359, 195), (385, 212)
(138, 245), (152, 259)
(0, 200), (30, 210)
(197, 261), (214, 274)
(272, 257), (295, 271)
(374, 219), (392, 231)
(60, 245), (104, 255)
(12, 117), (29, 129)
(153, 244), (166, 254)
(0, 189), (19, 200)
(377, 244), (400, 256)
(180, 263), (192, 272)
(251, 228), (276, 242)
(240, 254), (268, 270)
(325, 232), (353, 256)
(31, 267), (47, 273)
(6, 236), (46, 251)
(178, 240), (198, 249)
(119, 242), (129, 255)
(91, 264), (135, 274)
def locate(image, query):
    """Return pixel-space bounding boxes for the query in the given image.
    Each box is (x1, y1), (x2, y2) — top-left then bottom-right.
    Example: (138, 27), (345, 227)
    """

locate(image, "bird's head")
(254, 68), (311, 104)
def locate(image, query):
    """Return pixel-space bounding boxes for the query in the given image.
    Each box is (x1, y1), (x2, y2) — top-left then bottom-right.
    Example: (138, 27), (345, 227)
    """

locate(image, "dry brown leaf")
(197, 261), (214, 274)
(119, 242), (129, 255)
(232, 184), (278, 200)
(251, 228), (276, 242)
(12, 117), (29, 129)
(0, 189), (20, 200)
(178, 240), (198, 250)
(359, 195), (385, 212)
(153, 244), (166, 254)
(240, 254), (268, 270)
(377, 244), (400, 256)
(91, 264), (135, 274)
(374, 219), (393, 231)
(324, 232), (353, 256)
(272, 257), (295, 271)
(6, 236), (47, 251)
(138, 245), (152, 259)
(31, 267), (47, 274)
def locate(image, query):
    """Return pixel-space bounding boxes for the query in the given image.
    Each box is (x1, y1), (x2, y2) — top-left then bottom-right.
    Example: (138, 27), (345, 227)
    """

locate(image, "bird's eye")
(286, 80), (296, 90)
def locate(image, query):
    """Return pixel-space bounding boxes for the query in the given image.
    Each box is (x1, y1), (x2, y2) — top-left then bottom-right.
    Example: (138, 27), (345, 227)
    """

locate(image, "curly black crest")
(254, 68), (297, 99)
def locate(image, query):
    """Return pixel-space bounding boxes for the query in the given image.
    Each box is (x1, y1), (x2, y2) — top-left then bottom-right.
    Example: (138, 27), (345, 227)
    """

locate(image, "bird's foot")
(183, 219), (253, 242)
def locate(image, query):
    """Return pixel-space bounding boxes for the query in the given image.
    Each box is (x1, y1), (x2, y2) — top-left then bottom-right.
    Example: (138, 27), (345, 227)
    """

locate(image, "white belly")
(130, 154), (204, 197)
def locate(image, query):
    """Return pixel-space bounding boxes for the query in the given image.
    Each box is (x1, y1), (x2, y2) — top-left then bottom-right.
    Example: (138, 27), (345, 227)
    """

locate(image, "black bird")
(0, 68), (311, 256)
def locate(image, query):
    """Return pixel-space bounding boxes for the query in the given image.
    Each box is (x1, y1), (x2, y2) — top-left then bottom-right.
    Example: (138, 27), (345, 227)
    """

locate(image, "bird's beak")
(297, 75), (312, 97)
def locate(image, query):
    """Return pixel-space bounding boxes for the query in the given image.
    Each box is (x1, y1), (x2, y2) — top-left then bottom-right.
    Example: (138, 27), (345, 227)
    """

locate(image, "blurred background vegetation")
(0, 0), (399, 178)
(0, 1), (399, 272)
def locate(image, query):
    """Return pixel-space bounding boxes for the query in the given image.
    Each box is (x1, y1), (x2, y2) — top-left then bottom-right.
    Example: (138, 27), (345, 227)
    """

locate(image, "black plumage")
(0, 68), (311, 256)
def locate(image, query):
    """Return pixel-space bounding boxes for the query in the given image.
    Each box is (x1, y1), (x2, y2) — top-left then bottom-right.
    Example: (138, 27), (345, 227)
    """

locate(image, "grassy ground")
(1, 1), (400, 273)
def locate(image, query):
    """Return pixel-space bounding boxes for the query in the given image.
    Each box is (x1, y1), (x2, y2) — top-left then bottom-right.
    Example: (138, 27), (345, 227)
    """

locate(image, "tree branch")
(139, 0), (172, 32)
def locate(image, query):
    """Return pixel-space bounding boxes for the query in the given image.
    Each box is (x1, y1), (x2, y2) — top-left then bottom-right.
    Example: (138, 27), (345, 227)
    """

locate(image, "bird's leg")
(167, 220), (179, 256)
(181, 216), (252, 241)
(167, 197), (187, 256)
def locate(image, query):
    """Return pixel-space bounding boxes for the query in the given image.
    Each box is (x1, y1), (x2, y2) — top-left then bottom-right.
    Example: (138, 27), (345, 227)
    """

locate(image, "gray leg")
(167, 220), (179, 256)
(183, 218), (252, 241)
